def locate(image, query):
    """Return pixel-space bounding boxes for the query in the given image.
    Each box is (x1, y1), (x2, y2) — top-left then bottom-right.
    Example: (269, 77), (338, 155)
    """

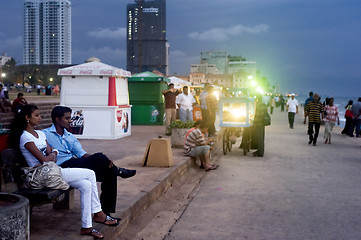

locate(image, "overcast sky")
(1, 0), (361, 97)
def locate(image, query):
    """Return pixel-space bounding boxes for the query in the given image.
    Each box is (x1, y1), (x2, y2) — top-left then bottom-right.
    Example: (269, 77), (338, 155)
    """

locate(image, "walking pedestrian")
(269, 96), (276, 114)
(349, 97), (361, 137)
(323, 97), (340, 144)
(286, 93), (298, 129)
(304, 93), (324, 146)
(279, 95), (285, 112)
(341, 100), (353, 135)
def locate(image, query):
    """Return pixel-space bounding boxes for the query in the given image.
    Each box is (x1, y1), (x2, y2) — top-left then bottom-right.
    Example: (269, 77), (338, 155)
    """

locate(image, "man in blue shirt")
(43, 106), (136, 215)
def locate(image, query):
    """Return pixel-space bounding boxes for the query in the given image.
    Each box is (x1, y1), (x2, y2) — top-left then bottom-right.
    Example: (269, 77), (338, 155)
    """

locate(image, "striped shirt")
(305, 101), (324, 123)
(184, 128), (206, 156)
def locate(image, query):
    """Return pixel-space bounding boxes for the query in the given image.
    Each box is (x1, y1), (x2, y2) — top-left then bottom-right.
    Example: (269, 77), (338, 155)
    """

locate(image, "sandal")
(94, 215), (120, 227)
(81, 228), (104, 239)
(205, 165), (219, 171)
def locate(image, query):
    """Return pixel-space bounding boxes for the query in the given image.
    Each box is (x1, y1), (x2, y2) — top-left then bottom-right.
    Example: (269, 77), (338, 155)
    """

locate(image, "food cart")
(58, 61), (132, 139)
(218, 97), (256, 155)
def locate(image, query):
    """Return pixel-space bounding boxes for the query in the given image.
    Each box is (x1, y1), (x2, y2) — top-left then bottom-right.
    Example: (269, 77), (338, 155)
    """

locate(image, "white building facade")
(23, 0), (71, 65)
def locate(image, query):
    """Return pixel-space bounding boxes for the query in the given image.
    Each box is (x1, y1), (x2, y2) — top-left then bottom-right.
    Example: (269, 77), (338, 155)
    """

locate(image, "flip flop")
(205, 165), (219, 171)
(94, 215), (120, 227)
(81, 228), (104, 239)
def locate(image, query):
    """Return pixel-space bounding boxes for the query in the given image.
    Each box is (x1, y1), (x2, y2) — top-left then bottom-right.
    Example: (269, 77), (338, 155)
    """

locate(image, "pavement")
(29, 124), (222, 240)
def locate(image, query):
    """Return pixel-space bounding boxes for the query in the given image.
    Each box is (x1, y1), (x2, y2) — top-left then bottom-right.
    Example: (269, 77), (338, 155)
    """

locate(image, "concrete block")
(142, 138), (173, 167)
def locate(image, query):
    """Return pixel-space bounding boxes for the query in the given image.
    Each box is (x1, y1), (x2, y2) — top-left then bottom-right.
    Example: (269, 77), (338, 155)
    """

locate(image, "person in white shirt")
(176, 86), (196, 122)
(286, 93), (299, 129)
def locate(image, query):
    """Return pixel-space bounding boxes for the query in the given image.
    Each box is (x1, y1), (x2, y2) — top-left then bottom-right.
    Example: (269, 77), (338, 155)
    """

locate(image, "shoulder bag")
(21, 161), (69, 190)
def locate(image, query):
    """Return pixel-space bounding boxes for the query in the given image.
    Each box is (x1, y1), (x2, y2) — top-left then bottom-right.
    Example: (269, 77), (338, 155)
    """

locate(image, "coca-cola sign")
(100, 70), (114, 75)
(116, 110), (122, 122)
(69, 110), (84, 135)
(79, 70), (93, 75)
(59, 70), (73, 75)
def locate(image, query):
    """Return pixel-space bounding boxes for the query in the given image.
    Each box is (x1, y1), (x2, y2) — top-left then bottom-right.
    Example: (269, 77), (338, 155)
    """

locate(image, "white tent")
(168, 76), (191, 89)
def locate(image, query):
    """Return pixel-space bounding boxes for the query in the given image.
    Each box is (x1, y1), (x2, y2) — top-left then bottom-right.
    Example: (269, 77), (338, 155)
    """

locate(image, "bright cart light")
(213, 90), (219, 101)
(256, 86), (264, 94)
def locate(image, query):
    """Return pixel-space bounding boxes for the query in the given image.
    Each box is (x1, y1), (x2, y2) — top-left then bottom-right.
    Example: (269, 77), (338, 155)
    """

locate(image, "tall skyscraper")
(23, 0), (71, 65)
(127, 0), (168, 75)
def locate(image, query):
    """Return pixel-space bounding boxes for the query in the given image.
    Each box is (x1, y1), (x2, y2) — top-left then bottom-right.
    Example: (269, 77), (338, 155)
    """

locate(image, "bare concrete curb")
(98, 156), (193, 238)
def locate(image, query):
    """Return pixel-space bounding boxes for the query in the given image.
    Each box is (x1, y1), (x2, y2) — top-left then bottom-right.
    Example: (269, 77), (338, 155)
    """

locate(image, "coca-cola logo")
(79, 70), (93, 75)
(59, 70), (72, 75)
(116, 110), (122, 122)
(100, 70), (113, 75)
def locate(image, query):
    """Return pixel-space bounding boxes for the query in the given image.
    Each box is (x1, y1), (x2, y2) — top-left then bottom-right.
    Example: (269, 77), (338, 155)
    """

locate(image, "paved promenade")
(29, 106), (361, 239)
(165, 108), (361, 240)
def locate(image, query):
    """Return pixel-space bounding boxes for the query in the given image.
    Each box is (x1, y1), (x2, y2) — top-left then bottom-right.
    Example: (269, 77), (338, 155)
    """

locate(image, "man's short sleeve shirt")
(305, 101), (324, 123)
(287, 98), (298, 113)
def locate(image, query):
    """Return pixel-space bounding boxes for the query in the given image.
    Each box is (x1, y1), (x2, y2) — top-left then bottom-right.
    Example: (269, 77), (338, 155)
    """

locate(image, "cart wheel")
(222, 130), (228, 155)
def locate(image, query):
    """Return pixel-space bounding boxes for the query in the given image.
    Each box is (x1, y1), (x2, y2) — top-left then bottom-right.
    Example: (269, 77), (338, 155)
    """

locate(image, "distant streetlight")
(49, 77), (53, 82)
(1, 73), (6, 82)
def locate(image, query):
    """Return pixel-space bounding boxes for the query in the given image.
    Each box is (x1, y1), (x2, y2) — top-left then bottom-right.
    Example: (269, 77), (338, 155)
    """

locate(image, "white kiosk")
(58, 61), (132, 139)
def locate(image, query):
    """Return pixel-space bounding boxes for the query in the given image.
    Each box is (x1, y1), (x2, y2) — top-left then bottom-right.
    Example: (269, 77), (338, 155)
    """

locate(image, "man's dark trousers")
(288, 112), (296, 128)
(308, 122), (321, 144)
(60, 153), (117, 214)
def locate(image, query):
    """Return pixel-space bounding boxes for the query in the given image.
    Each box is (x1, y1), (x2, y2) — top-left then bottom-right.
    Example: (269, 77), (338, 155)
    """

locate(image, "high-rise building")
(127, 0), (168, 75)
(200, 51), (228, 74)
(23, 0), (71, 65)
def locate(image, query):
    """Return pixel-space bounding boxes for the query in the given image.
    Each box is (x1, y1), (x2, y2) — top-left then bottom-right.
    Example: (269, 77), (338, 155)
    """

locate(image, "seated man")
(43, 106), (136, 216)
(12, 92), (28, 112)
(184, 120), (218, 171)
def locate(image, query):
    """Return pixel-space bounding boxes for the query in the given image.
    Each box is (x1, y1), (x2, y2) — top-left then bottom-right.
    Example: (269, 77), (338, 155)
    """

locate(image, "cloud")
(72, 46), (126, 65)
(188, 24), (269, 42)
(0, 36), (22, 48)
(87, 27), (126, 40)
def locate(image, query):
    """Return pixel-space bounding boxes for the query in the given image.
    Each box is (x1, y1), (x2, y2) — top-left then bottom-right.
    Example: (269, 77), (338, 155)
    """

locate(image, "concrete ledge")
(100, 157), (193, 238)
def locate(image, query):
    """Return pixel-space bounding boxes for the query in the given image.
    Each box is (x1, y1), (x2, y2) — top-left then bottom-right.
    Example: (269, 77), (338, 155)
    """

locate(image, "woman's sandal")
(94, 215), (120, 227)
(81, 228), (104, 239)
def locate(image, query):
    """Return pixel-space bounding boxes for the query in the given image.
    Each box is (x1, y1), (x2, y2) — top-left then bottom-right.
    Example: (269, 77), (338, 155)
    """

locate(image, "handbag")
(345, 109), (353, 118)
(21, 161), (69, 190)
(264, 111), (271, 126)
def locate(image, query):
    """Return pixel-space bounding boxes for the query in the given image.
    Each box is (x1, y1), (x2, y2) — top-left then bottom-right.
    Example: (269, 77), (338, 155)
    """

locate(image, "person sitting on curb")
(184, 120), (218, 171)
(43, 106), (136, 216)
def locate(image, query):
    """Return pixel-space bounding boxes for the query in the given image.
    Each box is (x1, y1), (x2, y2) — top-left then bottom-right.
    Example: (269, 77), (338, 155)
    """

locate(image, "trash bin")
(128, 72), (169, 125)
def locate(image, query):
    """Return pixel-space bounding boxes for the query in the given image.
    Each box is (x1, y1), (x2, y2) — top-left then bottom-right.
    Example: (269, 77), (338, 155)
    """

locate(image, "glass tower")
(127, 0), (168, 75)
(23, 0), (71, 65)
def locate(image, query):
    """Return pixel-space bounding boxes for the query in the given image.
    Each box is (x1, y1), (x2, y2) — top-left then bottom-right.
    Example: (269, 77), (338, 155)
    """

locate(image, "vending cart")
(58, 61), (132, 139)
